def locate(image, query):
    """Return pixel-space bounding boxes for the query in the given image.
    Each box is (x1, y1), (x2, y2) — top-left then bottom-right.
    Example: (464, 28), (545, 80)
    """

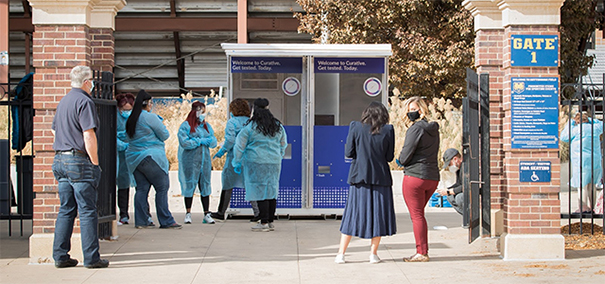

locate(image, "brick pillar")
(465, 0), (565, 260)
(464, 0), (506, 237)
(90, 28), (115, 72)
(31, 25), (91, 235)
(28, 0), (124, 264)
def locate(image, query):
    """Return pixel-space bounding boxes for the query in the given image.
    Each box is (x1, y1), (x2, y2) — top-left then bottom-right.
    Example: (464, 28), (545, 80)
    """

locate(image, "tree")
(560, 0), (603, 97)
(296, 0), (475, 99)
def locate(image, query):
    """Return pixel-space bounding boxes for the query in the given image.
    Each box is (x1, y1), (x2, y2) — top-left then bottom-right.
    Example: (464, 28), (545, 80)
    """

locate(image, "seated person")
(436, 148), (463, 215)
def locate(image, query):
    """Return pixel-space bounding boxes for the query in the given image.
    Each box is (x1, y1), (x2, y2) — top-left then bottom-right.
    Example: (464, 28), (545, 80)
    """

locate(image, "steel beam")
(9, 17), (300, 32)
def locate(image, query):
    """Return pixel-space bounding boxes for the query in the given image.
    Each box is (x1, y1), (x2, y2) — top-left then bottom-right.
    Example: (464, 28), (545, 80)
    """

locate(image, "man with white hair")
(51, 66), (109, 269)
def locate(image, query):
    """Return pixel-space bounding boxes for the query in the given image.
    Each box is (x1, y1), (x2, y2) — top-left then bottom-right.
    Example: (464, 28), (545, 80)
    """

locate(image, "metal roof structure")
(7, 0), (312, 97)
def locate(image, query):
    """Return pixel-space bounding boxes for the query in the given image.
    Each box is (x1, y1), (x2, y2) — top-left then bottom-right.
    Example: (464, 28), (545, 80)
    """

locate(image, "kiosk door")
(312, 57), (387, 209)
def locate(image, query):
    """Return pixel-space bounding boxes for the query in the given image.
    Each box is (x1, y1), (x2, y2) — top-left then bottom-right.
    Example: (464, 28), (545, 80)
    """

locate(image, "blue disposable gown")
(124, 110), (170, 175)
(116, 111), (132, 188)
(232, 122), (287, 201)
(560, 118), (604, 188)
(178, 121), (217, 197)
(217, 116), (249, 190)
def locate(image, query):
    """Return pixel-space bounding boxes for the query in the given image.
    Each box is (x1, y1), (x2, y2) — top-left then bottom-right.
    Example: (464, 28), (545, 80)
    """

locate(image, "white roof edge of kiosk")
(221, 43), (392, 57)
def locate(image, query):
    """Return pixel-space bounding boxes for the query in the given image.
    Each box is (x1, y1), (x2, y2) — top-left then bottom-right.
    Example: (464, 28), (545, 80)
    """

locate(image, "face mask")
(120, 110), (132, 118)
(407, 110), (420, 122)
(89, 80), (95, 93)
(449, 165), (459, 173)
(198, 112), (206, 122)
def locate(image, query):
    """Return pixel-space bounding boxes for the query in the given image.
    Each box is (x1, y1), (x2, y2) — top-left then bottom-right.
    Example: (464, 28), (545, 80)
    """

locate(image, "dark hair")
(361, 101), (389, 134)
(186, 101), (207, 133)
(230, 98), (251, 117)
(116, 93), (135, 108)
(247, 98), (281, 137)
(126, 89), (152, 138)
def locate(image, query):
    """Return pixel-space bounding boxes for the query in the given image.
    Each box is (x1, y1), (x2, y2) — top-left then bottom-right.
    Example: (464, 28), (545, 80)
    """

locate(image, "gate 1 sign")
(519, 161), (551, 182)
(511, 35), (558, 67)
(511, 77), (559, 149)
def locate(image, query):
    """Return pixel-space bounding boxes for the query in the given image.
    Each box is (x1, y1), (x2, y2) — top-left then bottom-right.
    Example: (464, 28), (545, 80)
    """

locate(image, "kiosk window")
(241, 73), (278, 90)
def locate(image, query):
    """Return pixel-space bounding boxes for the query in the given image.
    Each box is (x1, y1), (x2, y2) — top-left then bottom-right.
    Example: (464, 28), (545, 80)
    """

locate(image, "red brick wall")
(501, 25), (561, 235)
(476, 29), (506, 210)
(32, 25), (90, 234)
(90, 28), (114, 72)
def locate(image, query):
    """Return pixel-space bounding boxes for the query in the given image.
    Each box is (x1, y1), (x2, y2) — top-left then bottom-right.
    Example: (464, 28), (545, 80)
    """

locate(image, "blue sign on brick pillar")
(511, 77), (559, 149)
(519, 161), (552, 182)
(511, 35), (559, 67)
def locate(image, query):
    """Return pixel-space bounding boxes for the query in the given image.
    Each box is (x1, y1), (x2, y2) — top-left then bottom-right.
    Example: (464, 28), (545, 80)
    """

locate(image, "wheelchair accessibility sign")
(519, 161), (551, 182)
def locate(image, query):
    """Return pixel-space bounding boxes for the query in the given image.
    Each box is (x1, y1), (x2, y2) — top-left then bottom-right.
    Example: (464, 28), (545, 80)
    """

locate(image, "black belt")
(55, 149), (88, 156)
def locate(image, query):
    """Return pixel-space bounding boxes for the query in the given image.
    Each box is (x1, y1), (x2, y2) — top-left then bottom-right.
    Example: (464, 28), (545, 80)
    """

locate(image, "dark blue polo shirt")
(52, 88), (99, 152)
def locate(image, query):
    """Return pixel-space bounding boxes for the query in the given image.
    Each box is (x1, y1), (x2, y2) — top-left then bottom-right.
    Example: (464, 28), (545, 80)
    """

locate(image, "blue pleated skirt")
(339, 184), (397, 239)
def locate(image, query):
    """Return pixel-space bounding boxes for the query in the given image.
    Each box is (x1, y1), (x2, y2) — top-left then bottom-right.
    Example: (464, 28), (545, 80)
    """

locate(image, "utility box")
(222, 44), (392, 215)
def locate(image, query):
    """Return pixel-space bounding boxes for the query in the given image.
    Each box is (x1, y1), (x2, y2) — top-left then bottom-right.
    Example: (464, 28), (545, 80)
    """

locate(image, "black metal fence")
(0, 73), (34, 237)
(560, 76), (605, 234)
(91, 70), (117, 240)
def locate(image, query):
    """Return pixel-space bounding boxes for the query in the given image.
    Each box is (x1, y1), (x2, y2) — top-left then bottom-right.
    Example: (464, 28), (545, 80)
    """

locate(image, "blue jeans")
(133, 156), (176, 227)
(52, 153), (102, 266)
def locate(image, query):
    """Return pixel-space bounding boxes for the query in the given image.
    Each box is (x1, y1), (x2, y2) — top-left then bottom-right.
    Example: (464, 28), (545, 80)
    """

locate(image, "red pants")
(402, 175), (439, 255)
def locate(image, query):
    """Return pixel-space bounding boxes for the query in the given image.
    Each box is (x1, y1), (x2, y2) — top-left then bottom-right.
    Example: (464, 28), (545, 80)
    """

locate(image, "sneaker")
(160, 223), (182, 229)
(210, 212), (226, 222)
(369, 254), (381, 264)
(184, 213), (192, 224)
(55, 258), (78, 268)
(85, 259), (109, 269)
(119, 217), (129, 225)
(403, 253), (429, 262)
(203, 213), (216, 224)
(268, 222), (275, 231)
(334, 254), (345, 264)
(251, 223), (270, 232)
(250, 216), (261, 223)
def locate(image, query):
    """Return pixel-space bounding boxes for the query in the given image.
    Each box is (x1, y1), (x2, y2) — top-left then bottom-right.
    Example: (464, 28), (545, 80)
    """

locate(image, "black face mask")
(407, 111), (420, 122)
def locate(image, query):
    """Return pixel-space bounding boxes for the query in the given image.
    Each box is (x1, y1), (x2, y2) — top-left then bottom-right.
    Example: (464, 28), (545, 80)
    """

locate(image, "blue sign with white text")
(519, 161), (551, 182)
(314, 57), (385, 73)
(511, 77), (559, 149)
(231, 57), (302, 73)
(511, 35), (558, 67)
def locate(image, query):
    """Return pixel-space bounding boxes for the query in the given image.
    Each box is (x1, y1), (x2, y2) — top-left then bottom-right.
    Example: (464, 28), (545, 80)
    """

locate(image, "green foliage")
(296, 0), (475, 99)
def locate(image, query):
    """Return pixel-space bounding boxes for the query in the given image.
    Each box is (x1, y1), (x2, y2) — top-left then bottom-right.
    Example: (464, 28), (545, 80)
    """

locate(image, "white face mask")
(449, 165), (459, 173)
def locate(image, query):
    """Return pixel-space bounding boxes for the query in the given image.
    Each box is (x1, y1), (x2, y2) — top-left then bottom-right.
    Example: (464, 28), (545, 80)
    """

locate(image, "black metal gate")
(463, 68), (491, 242)
(91, 70), (117, 240)
(0, 73), (34, 237)
(560, 76), (605, 234)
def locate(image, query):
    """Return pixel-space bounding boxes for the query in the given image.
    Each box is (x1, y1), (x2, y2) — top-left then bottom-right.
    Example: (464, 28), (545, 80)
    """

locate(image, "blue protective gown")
(177, 121), (217, 197)
(232, 122), (287, 201)
(560, 118), (604, 188)
(217, 116), (249, 190)
(124, 110), (170, 175)
(116, 111), (131, 188)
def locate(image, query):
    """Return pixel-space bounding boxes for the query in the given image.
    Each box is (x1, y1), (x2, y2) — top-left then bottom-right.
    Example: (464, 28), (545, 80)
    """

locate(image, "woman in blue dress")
(177, 101), (218, 224)
(211, 98), (251, 221)
(336, 101), (396, 264)
(232, 98), (287, 232)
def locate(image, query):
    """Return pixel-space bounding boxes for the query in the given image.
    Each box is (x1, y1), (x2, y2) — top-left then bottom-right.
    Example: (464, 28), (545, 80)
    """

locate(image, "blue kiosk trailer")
(222, 44), (392, 216)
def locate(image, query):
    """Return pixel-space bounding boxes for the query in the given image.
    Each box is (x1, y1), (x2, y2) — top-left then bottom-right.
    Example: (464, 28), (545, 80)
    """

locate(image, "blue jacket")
(345, 121), (395, 186)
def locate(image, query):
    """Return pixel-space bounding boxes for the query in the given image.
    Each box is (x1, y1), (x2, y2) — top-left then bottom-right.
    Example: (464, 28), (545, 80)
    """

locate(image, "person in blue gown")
(177, 101), (218, 224)
(232, 98), (287, 232)
(211, 98), (251, 221)
(125, 90), (181, 229)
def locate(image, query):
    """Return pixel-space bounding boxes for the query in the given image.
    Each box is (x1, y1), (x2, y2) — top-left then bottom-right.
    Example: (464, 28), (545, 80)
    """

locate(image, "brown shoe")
(403, 253), (429, 262)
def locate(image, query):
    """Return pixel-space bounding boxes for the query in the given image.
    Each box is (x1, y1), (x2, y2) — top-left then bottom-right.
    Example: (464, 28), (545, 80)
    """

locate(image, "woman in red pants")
(397, 96), (440, 262)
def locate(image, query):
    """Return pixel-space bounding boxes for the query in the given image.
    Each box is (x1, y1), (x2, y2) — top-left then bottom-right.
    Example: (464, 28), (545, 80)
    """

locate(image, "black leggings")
(216, 189), (233, 215)
(184, 195), (210, 213)
(257, 199), (276, 224)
